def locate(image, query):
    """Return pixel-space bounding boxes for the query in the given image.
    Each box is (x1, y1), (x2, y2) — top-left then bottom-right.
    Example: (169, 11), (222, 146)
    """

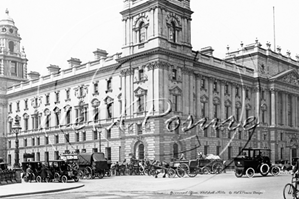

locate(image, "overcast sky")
(1, 0), (299, 76)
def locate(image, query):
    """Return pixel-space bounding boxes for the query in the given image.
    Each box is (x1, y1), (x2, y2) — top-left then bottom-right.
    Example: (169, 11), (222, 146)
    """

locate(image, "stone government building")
(1, 0), (298, 166)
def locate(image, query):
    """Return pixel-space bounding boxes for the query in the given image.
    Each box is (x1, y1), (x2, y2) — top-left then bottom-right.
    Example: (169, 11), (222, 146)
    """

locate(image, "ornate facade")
(2, 0), (299, 167)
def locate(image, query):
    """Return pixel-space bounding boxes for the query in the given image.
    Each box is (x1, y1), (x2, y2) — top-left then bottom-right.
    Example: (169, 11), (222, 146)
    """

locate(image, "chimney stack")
(93, 49), (108, 60)
(200, 46), (214, 56)
(47, 64), (60, 75)
(67, 57), (82, 68)
(27, 71), (40, 80)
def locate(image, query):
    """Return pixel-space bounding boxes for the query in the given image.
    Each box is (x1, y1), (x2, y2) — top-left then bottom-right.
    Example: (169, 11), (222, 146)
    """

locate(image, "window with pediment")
(235, 86), (240, 98)
(213, 97), (220, 118)
(24, 99), (28, 110)
(225, 84), (230, 95)
(8, 117), (13, 133)
(139, 22), (146, 43)
(31, 111), (39, 130)
(261, 104), (267, 125)
(44, 109), (51, 128)
(55, 91), (60, 104)
(65, 89), (71, 101)
(169, 21), (176, 43)
(245, 104), (251, 119)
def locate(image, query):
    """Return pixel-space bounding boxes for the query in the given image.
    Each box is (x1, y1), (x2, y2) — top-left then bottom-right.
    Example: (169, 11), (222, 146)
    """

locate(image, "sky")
(1, 0), (299, 76)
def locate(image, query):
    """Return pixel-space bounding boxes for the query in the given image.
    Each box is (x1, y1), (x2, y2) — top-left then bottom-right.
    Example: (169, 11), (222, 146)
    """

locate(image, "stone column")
(282, 92), (287, 126)
(231, 83), (236, 119)
(190, 74), (194, 116)
(242, 86), (246, 122)
(121, 73), (126, 115)
(220, 80), (225, 120)
(255, 86), (260, 123)
(208, 77), (214, 119)
(196, 75), (201, 118)
(292, 94), (296, 127)
(271, 88), (276, 126)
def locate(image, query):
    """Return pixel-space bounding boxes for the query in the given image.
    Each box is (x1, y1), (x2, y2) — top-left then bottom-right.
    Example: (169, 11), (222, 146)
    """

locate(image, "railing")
(0, 169), (18, 185)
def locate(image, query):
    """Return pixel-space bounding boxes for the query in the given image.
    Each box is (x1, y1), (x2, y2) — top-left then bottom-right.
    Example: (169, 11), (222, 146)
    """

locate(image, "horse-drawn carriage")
(21, 161), (42, 182)
(48, 160), (79, 183)
(233, 148), (280, 178)
(77, 152), (109, 179)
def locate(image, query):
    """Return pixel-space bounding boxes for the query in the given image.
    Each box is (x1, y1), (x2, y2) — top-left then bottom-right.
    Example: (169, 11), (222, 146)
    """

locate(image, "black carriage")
(48, 160), (79, 183)
(234, 148), (280, 178)
(77, 152), (109, 179)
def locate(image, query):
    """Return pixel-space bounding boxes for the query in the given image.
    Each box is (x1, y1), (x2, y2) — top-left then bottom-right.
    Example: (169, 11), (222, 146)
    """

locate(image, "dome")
(0, 9), (15, 26)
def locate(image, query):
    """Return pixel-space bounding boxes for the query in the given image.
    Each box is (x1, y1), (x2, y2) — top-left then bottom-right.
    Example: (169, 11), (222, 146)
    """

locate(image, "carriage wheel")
(179, 163), (189, 177)
(84, 167), (93, 179)
(176, 167), (186, 178)
(61, 175), (68, 183)
(271, 166), (280, 176)
(36, 176), (42, 183)
(202, 167), (210, 174)
(246, 167), (255, 178)
(167, 168), (176, 178)
(235, 169), (243, 178)
(78, 170), (84, 179)
(260, 164), (270, 176)
(212, 162), (224, 174)
(74, 176), (79, 182)
(54, 173), (61, 182)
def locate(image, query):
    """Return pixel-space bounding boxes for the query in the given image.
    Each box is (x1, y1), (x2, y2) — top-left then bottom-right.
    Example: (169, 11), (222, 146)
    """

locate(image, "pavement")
(0, 182), (84, 198)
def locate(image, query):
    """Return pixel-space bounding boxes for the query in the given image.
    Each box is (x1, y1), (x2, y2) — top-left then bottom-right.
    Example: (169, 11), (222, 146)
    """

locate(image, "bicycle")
(283, 173), (299, 199)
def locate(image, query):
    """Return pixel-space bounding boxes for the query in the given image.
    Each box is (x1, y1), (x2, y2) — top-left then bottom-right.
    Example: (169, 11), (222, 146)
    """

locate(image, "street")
(11, 172), (291, 199)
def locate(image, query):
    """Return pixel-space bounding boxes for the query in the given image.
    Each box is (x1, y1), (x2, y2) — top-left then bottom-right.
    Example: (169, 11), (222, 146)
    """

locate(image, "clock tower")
(121, 0), (193, 57)
(0, 9), (28, 162)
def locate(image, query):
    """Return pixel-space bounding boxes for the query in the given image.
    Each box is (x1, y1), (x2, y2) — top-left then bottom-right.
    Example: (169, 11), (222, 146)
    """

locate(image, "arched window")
(170, 21), (176, 43)
(138, 144), (144, 160)
(173, 143), (179, 159)
(139, 22), (146, 43)
(9, 41), (14, 52)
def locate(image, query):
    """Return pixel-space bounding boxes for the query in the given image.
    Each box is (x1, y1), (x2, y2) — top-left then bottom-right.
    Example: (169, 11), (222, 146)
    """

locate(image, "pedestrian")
(41, 164), (46, 182)
(26, 165), (33, 182)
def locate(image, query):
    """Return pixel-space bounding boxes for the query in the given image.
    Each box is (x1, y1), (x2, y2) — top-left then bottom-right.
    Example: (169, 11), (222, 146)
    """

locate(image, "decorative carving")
(200, 95), (208, 103)
(225, 99), (232, 107)
(166, 12), (182, 28)
(169, 86), (182, 95)
(134, 86), (147, 96)
(235, 101), (242, 108)
(213, 97), (220, 105)
(74, 84), (89, 99)
(91, 99), (100, 107)
(279, 73), (299, 86)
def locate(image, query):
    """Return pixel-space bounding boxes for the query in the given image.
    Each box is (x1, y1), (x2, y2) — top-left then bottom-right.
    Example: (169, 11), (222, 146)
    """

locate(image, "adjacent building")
(2, 0), (299, 167)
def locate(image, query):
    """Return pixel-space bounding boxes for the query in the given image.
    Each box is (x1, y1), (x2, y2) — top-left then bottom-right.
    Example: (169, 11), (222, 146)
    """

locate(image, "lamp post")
(12, 117), (22, 183)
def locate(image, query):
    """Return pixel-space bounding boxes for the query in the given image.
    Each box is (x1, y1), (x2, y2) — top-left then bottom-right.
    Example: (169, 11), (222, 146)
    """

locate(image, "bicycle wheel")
(283, 183), (296, 199)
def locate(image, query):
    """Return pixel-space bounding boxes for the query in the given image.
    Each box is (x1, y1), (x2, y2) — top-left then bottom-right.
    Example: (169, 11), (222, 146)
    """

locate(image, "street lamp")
(12, 117), (21, 169)
(12, 117), (22, 183)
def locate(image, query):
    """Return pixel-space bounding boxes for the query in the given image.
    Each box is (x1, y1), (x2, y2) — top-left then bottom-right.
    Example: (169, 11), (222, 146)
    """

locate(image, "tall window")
(54, 108), (60, 126)
(201, 102), (206, 117)
(138, 69), (144, 80)
(216, 146), (221, 155)
(204, 129), (208, 137)
(262, 110), (265, 124)
(45, 136), (49, 145)
(45, 151), (49, 162)
(137, 95), (145, 112)
(94, 82), (98, 94)
(55, 135), (59, 144)
(107, 79), (112, 91)
(235, 86), (240, 97)
(32, 138), (35, 146)
(11, 61), (17, 76)
(225, 106), (230, 119)
(76, 132), (79, 142)
(93, 107), (99, 122)
(139, 22), (146, 43)
(66, 89), (70, 100)
(225, 84), (229, 95)
(204, 145), (209, 155)
(24, 99), (28, 110)
(228, 146), (232, 159)
(213, 104), (218, 118)
(46, 94), (50, 104)
(24, 138), (27, 147)
(16, 101), (20, 112)
(107, 103), (113, 119)
(8, 154), (11, 165)
(173, 95), (178, 112)
(261, 90), (265, 100)
(45, 114), (50, 128)
(236, 107), (240, 121)
(246, 109), (250, 119)
(65, 134), (69, 143)
(93, 130), (98, 140)
(213, 81), (218, 92)
(173, 143), (179, 159)
(245, 89), (250, 99)
(138, 144), (144, 160)
(278, 92), (283, 125)
(66, 109), (71, 125)
(9, 41), (14, 52)
(201, 78), (205, 89)
(106, 129), (111, 139)
(24, 117), (28, 131)
(37, 137), (40, 146)
(55, 92), (60, 103)
(137, 124), (142, 135)
(170, 21), (176, 43)
(106, 147), (112, 160)
(172, 69), (177, 80)
(82, 131), (86, 141)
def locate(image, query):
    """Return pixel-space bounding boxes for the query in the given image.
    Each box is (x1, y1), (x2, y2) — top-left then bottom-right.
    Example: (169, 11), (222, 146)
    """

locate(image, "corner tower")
(0, 9), (28, 162)
(121, 0), (193, 57)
